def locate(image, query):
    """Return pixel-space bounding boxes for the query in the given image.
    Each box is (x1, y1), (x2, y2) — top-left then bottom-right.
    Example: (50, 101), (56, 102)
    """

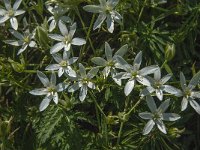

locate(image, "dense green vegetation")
(0, 0), (200, 149)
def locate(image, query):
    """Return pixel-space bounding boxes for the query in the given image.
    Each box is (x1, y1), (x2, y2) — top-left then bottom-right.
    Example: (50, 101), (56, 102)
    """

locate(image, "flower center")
(131, 71), (138, 78)
(8, 9), (15, 17)
(59, 60), (67, 67)
(105, 5), (112, 14)
(63, 35), (71, 44)
(82, 78), (88, 85)
(154, 81), (161, 89)
(184, 89), (191, 98)
(47, 86), (56, 93)
(107, 60), (115, 67)
(153, 112), (161, 120)
(23, 36), (30, 43)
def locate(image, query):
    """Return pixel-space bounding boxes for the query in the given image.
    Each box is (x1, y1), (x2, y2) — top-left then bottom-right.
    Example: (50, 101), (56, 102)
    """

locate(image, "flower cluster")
(83, 0), (122, 33)
(139, 96), (180, 135)
(0, 0), (25, 30)
(2, 0), (200, 137)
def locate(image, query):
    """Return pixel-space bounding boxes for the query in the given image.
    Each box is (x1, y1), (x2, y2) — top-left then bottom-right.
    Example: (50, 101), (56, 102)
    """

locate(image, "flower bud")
(168, 127), (185, 138)
(165, 43), (175, 61)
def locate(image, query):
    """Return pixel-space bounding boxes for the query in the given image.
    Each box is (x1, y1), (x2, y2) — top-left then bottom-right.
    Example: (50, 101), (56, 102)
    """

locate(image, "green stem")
(23, 70), (51, 73)
(161, 60), (168, 69)
(79, 14), (96, 61)
(89, 91), (108, 145)
(127, 98), (143, 116)
(117, 96), (129, 146)
(75, 8), (95, 56)
(89, 91), (106, 118)
(137, 0), (147, 23)
(117, 98), (143, 146)
(117, 121), (125, 146)
(94, 102), (101, 129)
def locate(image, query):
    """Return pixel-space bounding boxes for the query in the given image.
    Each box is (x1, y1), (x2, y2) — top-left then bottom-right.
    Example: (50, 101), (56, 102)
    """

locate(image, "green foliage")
(0, 0), (200, 149)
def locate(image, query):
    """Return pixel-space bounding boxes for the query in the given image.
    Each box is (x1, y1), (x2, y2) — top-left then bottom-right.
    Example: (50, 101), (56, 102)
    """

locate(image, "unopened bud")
(165, 43), (175, 61)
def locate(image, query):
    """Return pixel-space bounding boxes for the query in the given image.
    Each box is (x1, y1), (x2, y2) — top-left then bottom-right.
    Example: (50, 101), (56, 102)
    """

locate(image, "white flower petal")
(65, 67), (77, 78)
(52, 53), (62, 63)
(93, 14), (106, 30)
(37, 71), (50, 87)
(117, 72), (131, 80)
(56, 83), (69, 92)
(14, 10), (25, 16)
(58, 67), (64, 77)
(190, 99), (200, 115)
(59, 16), (71, 23)
(156, 89), (163, 101)
(181, 97), (188, 111)
(88, 82), (95, 89)
(39, 97), (51, 111)
(49, 34), (64, 41)
(112, 76), (121, 86)
(112, 10), (122, 24)
(4, 40), (23, 46)
(137, 76), (151, 86)
(139, 112), (153, 120)
(0, 9), (7, 15)
(133, 51), (142, 70)
(29, 88), (48, 95)
(63, 51), (70, 60)
(79, 63), (87, 78)
(68, 57), (78, 65)
(99, 0), (107, 6)
(9, 29), (23, 39)
(192, 92), (200, 99)
(4, 0), (11, 10)
(106, 14), (114, 33)
(64, 43), (71, 51)
(180, 72), (187, 90)
(68, 82), (80, 92)
(29, 41), (37, 47)
(102, 66), (111, 77)
(108, 0), (119, 8)
(158, 99), (170, 113)
(124, 79), (135, 96)
(71, 38), (86, 46)
(50, 42), (64, 54)
(58, 21), (68, 36)
(188, 71), (200, 90)
(160, 74), (172, 84)
(143, 119), (155, 135)
(156, 119), (167, 134)
(83, 5), (103, 13)
(53, 92), (58, 104)
(13, 0), (22, 10)
(0, 15), (9, 24)
(163, 85), (182, 97)
(87, 67), (99, 79)
(114, 44), (128, 57)
(140, 87), (155, 97)
(69, 23), (76, 37)
(17, 44), (28, 55)
(79, 85), (88, 101)
(162, 113), (181, 121)
(115, 56), (130, 72)
(105, 42), (113, 60)
(50, 72), (56, 85)
(49, 19), (56, 32)
(154, 68), (161, 81)
(111, 70), (121, 86)
(139, 65), (159, 76)
(146, 95), (157, 113)
(10, 17), (18, 30)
